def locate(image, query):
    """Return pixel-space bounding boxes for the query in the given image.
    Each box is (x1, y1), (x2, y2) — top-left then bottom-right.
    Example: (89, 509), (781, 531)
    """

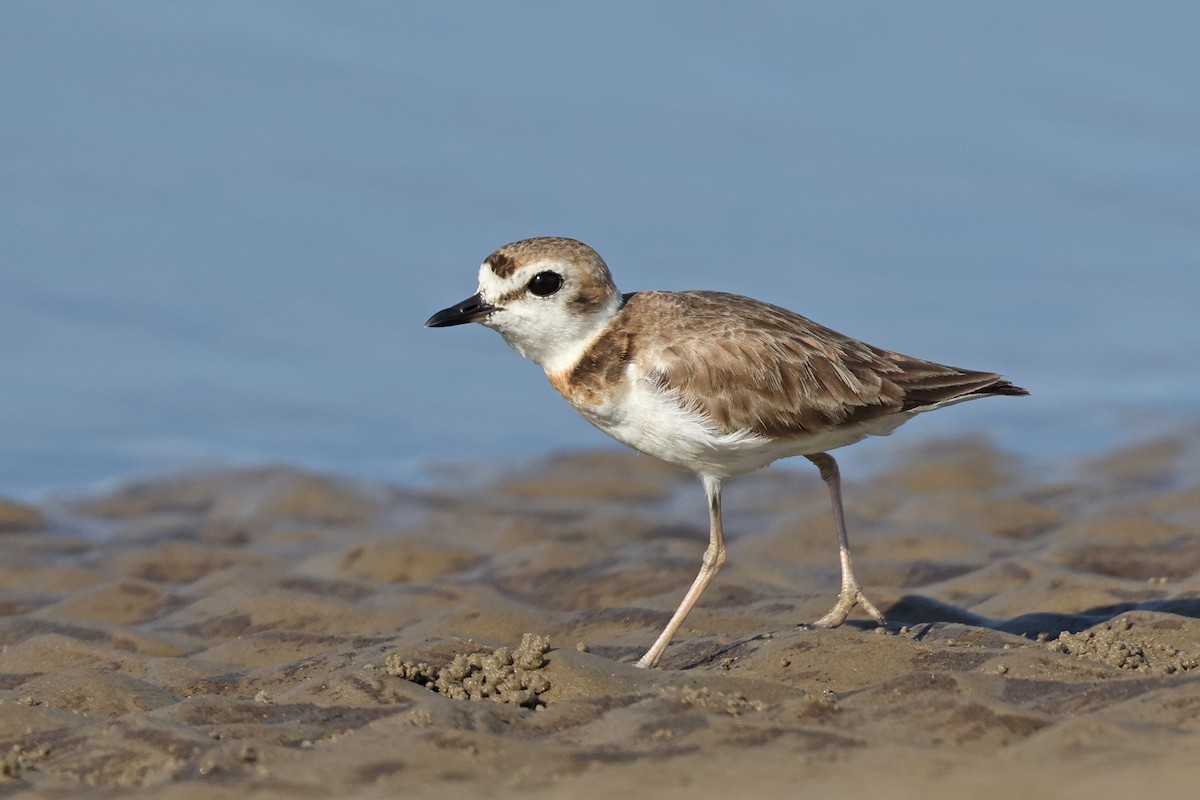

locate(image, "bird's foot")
(800, 583), (886, 629)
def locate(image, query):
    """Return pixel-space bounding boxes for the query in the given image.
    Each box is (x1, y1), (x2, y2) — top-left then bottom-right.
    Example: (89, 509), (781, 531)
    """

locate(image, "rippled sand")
(2, 435), (1200, 798)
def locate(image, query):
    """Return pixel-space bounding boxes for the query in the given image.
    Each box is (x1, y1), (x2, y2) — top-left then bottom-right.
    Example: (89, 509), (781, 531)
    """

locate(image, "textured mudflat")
(2, 437), (1200, 799)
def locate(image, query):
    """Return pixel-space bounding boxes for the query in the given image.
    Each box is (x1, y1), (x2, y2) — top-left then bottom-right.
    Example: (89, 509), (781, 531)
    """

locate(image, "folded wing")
(630, 291), (1027, 439)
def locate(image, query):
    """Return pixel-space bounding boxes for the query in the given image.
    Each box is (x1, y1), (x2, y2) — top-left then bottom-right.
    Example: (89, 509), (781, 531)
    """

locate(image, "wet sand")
(2, 434), (1200, 798)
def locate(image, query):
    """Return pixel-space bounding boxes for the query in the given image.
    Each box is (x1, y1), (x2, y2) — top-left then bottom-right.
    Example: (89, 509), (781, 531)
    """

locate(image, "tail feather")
(978, 379), (1029, 397)
(899, 370), (1028, 413)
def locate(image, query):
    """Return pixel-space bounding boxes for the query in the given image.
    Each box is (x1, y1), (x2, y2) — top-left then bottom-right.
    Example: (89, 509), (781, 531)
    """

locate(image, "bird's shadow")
(679, 594), (1200, 669)
(885, 593), (1200, 638)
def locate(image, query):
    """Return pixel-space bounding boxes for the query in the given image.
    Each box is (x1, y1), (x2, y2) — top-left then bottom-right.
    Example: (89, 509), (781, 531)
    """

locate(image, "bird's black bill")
(425, 293), (497, 327)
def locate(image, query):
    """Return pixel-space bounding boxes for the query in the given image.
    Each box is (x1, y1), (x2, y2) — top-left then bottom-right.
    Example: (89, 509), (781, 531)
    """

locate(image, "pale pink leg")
(803, 452), (885, 628)
(635, 475), (725, 669)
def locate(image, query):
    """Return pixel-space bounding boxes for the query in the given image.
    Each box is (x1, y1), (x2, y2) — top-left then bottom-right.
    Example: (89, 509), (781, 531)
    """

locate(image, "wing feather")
(622, 291), (1025, 439)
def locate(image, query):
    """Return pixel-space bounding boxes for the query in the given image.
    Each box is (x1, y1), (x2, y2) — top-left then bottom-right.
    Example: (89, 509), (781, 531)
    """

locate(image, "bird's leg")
(803, 452), (886, 628)
(635, 474), (725, 669)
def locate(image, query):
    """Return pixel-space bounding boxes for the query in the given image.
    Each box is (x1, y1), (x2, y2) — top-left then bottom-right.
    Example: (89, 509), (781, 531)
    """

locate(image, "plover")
(426, 237), (1027, 668)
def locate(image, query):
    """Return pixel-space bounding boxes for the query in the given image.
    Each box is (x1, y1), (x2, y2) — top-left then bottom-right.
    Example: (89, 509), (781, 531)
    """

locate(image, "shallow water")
(2, 2), (1199, 497)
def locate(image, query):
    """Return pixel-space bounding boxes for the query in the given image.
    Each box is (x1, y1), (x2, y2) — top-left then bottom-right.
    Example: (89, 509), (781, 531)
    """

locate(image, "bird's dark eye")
(527, 271), (563, 297)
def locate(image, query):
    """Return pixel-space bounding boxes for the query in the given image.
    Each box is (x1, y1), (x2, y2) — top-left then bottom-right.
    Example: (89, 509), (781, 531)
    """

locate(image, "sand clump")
(1052, 616), (1200, 674)
(2, 744), (48, 781)
(386, 633), (552, 709)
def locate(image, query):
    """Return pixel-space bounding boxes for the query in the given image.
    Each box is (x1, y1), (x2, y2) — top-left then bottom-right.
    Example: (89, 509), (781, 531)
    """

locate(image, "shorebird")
(426, 237), (1027, 668)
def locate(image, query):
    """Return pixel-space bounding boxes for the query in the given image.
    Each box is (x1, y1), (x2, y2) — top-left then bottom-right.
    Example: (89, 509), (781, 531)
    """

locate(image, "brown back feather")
(612, 291), (1025, 438)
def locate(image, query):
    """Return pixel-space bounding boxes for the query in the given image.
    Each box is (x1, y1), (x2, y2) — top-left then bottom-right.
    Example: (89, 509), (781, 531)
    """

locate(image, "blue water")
(3, 2), (1199, 497)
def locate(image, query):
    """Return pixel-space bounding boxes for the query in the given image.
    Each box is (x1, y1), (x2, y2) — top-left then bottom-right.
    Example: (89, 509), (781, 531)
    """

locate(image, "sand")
(2, 434), (1200, 798)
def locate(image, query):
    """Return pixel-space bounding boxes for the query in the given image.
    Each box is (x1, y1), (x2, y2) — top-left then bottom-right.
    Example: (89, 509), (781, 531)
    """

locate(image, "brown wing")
(624, 291), (1026, 439)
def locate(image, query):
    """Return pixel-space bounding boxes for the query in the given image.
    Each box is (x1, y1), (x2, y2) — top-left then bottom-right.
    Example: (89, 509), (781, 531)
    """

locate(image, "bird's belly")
(565, 377), (892, 479)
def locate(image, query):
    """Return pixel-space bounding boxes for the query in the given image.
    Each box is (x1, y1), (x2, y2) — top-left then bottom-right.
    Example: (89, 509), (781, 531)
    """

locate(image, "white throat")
(537, 309), (619, 375)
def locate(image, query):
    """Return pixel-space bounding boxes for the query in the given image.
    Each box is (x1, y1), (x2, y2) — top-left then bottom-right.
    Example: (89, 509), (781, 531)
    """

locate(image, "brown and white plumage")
(427, 237), (1028, 668)
(564, 289), (1023, 442)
